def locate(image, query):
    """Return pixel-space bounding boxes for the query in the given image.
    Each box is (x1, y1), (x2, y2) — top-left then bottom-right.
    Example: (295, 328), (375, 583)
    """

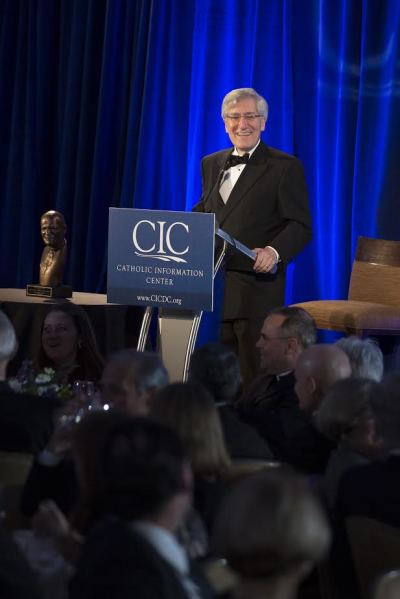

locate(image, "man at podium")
(194, 88), (312, 386)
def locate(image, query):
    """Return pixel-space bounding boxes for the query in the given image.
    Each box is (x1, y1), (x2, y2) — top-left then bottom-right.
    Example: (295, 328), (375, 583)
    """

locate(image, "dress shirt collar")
(275, 369), (293, 381)
(232, 139), (260, 158)
(131, 521), (189, 575)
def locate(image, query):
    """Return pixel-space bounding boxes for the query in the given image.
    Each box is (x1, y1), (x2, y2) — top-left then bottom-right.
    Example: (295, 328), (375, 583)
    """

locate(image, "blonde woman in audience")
(151, 382), (232, 533)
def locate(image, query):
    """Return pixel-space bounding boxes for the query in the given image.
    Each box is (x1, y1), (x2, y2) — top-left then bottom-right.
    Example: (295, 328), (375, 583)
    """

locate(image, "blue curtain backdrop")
(1, 0), (400, 308)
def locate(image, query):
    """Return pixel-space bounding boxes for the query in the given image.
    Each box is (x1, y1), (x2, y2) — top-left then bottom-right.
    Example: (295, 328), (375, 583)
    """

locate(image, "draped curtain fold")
(1, 0), (399, 306)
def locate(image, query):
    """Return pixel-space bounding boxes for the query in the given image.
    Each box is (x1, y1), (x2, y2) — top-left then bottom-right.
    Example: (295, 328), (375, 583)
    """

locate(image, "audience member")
(336, 336), (384, 382)
(21, 349), (169, 517)
(0, 310), (59, 453)
(99, 348), (169, 414)
(294, 343), (352, 413)
(69, 415), (214, 598)
(151, 382), (231, 533)
(17, 303), (103, 387)
(212, 469), (330, 599)
(316, 377), (383, 509)
(335, 372), (400, 527)
(237, 306), (330, 473)
(332, 373), (400, 599)
(188, 342), (273, 460)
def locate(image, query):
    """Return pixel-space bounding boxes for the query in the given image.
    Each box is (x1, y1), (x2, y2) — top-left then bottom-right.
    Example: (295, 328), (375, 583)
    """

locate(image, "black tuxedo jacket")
(237, 372), (333, 473)
(194, 142), (312, 318)
(335, 455), (400, 526)
(70, 515), (214, 599)
(218, 404), (273, 460)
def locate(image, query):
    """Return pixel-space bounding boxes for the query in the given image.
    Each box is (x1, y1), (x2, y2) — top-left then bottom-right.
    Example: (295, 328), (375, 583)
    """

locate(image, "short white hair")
(221, 88), (269, 121)
(336, 336), (384, 382)
(0, 311), (18, 362)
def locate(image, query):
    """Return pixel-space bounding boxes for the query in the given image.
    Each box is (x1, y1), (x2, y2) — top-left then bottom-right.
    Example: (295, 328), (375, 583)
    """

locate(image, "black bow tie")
(225, 153), (249, 169)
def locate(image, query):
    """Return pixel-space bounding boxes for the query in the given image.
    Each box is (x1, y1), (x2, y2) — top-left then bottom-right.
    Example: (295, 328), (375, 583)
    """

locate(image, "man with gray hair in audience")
(237, 306), (332, 473)
(335, 335), (384, 382)
(99, 348), (169, 415)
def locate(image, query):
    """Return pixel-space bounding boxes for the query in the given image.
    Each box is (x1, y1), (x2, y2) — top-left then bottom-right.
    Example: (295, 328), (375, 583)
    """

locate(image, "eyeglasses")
(225, 113), (263, 123)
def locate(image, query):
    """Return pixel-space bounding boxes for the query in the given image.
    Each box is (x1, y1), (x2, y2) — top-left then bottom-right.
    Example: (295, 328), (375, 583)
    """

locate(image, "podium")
(136, 240), (227, 381)
(107, 209), (255, 382)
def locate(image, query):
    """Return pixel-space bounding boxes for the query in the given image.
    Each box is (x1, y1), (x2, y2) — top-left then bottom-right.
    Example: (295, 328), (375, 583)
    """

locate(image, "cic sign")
(107, 208), (215, 311)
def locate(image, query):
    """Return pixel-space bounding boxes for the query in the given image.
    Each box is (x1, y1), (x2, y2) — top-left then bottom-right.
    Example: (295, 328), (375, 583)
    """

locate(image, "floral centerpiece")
(9, 361), (73, 400)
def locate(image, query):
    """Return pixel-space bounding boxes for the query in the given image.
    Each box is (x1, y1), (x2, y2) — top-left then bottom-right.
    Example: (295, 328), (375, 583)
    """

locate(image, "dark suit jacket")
(330, 455), (400, 599)
(0, 381), (59, 453)
(194, 142), (312, 318)
(70, 516), (214, 599)
(218, 404), (273, 460)
(237, 372), (333, 473)
(335, 455), (400, 526)
(20, 456), (76, 518)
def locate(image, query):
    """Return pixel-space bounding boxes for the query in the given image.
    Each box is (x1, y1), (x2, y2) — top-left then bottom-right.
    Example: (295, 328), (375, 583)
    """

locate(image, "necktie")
(225, 153), (249, 169)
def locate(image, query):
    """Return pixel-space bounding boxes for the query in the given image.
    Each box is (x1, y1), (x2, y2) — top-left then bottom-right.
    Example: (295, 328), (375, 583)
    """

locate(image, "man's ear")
(285, 337), (299, 356)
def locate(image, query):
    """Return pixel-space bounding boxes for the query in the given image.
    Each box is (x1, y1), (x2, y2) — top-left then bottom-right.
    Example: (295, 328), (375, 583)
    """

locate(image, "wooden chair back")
(349, 237), (400, 306)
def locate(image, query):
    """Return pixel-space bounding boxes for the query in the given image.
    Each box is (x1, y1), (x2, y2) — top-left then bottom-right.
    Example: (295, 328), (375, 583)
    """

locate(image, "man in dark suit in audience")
(237, 306), (333, 473)
(0, 310), (59, 453)
(188, 342), (273, 460)
(70, 418), (214, 599)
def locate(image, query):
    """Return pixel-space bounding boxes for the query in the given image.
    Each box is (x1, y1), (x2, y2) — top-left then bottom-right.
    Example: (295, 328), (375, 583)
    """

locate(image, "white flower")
(35, 373), (52, 384)
(44, 367), (56, 375)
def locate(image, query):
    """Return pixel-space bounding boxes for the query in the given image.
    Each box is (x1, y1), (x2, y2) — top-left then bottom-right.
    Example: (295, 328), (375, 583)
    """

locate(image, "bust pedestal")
(26, 284), (72, 298)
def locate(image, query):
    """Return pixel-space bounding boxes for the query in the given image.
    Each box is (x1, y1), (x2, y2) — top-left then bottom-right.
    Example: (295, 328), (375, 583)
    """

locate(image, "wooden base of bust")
(26, 284), (73, 298)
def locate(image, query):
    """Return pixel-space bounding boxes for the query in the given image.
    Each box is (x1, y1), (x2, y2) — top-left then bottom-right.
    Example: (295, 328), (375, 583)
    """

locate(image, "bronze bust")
(39, 210), (68, 287)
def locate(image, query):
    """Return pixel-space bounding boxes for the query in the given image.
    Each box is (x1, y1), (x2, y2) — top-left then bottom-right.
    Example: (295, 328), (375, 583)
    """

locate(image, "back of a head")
(268, 306), (317, 349)
(316, 377), (379, 442)
(107, 349), (169, 395)
(75, 413), (186, 522)
(0, 311), (17, 364)
(213, 469), (330, 578)
(336, 336), (384, 382)
(300, 344), (351, 392)
(151, 381), (231, 477)
(188, 342), (241, 402)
